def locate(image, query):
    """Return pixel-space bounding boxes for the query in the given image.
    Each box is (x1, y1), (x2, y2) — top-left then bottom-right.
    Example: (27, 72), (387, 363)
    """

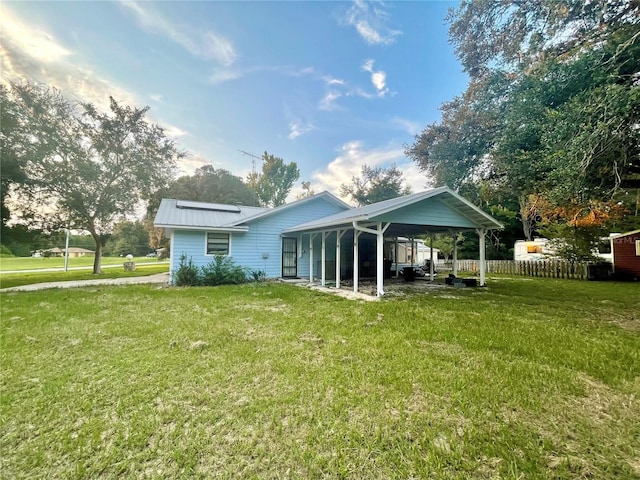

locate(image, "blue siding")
(372, 198), (477, 228)
(170, 197), (347, 281)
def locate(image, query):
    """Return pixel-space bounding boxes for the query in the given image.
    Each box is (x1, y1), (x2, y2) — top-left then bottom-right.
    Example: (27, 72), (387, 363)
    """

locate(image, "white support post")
(477, 228), (487, 286)
(309, 233), (317, 284)
(429, 233), (435, 282)
(394, 237), (399, 278)
(452, 232), (458, 276)
(321, 232), (327, 286)
(353, 230), (361, 293)
(335, 230), (346, 289)
(376, 223), (384, 297)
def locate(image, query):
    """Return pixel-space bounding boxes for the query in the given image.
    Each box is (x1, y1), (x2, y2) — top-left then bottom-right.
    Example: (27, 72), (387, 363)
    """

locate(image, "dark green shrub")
(173, 254), (200, 286)
(201, 256), (247, 286)
(0, 245), (14, 257)
(249, 269), (266, 282)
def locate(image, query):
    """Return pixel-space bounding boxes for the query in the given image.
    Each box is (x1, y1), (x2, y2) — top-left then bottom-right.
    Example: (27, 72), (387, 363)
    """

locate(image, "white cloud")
(0, 6), (72, 64)
(119, 1), (237, 65)
(288, 121), (316, 140)
(324, 76), (345, 86)
(339, 1), (402, 46)
(391, 117), (422, 135)
(319, 90), (343, 111)
(310, 140), (428, 200)
(208, 64), (314, 86)
(0, 4), (195, 175)
(361, 59), (388, 97)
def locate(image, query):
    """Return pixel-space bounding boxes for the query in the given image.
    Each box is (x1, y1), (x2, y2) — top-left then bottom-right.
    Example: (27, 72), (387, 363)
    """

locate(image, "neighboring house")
(610, 230), (640, 280)
(44, 247), (95, 258)
(155, 187), (503, 296)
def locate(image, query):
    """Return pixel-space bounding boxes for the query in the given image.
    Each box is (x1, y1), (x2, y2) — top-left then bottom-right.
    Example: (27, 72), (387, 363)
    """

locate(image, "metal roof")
(282, 186), (503, 234)
(154, 191), (351, 231)
(154, 199), (268, 231)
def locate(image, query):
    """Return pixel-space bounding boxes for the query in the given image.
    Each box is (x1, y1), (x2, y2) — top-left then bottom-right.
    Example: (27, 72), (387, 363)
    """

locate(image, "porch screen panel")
(282, 237), (297, 277)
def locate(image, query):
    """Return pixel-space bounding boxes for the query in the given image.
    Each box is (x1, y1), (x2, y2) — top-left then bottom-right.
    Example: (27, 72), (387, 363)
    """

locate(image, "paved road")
(0, 273), (170, 292)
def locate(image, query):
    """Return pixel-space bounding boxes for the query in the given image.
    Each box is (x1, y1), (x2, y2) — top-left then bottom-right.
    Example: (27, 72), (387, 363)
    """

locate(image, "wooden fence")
(437, 259), (592, 280)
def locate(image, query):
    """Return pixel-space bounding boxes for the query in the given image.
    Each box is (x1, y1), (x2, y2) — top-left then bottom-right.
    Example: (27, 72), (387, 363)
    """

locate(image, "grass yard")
(1, 278), (639, 479)
(0, 264), (169, 290)
(0, 256), (164, 272)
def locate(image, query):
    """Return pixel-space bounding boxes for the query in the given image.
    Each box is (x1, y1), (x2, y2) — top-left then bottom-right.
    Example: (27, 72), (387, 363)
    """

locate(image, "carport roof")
(282, 186), (503, 234)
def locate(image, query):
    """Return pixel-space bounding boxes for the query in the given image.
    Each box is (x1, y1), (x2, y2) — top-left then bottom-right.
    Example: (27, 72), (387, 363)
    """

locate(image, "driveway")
(0, 273), (170, 292)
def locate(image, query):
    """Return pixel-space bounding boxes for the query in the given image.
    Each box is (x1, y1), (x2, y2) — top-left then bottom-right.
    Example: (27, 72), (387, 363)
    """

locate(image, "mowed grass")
(0, 264), (169, 289)
(1, 278), (639, 479)
(0, 256), (163, 272)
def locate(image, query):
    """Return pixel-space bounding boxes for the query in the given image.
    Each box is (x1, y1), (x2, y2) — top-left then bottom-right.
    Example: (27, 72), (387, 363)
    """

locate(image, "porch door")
(282, 237), (298, 277)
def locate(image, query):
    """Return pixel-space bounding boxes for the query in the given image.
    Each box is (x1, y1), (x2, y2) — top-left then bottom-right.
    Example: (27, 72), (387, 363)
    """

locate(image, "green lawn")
(1, 278), (638, 479)
(0, 256), (163, 272)
(0, 264), (169, 289)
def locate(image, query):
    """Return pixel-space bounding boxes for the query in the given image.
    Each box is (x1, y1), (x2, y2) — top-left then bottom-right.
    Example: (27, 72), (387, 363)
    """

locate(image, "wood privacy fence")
(437, 259), (592, 280)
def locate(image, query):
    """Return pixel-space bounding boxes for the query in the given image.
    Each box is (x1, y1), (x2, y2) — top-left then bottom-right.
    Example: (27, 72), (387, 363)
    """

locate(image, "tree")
(105, 220), (150, 257)
(145, 165), (258, 255)
(408, 1), (639, 250)
(246, 152), (300, 207)
(340, 164), (412, 206)
(296, 181), (315, 200)
(6, 83), (182, 273)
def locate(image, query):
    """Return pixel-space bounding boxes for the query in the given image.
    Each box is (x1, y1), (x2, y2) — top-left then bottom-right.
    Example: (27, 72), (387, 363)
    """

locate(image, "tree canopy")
(3, 82), (182, 272)
(246, 152), (300, 207)
(340, 164), (412, 206)
(406, 0), (640, 258)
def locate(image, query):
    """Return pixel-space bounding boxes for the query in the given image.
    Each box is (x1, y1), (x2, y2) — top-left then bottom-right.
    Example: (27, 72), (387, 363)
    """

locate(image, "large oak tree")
(3, 83), (182, 273)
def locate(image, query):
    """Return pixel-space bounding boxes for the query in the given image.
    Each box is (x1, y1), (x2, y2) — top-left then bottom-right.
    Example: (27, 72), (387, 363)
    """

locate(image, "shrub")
(173, 254), (200, 286)
(200, 256), (247, 286)
(249, 269), (266, 282)
(0, 244), (14, 257)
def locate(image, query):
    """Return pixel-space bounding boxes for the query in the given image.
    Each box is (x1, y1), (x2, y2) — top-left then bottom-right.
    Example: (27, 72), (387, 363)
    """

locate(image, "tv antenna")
(238, 150), (262, 174)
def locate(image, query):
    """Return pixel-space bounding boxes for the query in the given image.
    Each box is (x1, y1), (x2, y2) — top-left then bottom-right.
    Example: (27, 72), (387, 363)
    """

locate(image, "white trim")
(204, 232), (232, 256)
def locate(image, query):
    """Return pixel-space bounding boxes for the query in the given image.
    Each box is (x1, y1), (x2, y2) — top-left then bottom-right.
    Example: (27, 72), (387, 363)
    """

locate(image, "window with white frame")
(206, 232), (230, 255)
(635, 239), (640, 256)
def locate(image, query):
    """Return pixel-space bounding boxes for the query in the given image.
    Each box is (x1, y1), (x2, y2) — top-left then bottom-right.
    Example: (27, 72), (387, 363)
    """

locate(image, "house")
(44, 247), (95, 258)
(154, 187), (503, 296)
(610, 230), (640, 280)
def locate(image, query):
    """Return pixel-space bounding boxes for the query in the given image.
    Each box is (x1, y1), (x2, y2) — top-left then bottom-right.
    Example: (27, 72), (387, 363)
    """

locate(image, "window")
(635, 239), (640, 256)
(206, 233), (229, 255)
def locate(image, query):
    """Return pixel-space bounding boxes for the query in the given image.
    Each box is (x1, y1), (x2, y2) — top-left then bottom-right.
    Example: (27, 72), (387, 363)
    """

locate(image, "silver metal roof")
(154, 199), (268, 231)
(282, 187), (503, 234)
(154, 191), (351, 231)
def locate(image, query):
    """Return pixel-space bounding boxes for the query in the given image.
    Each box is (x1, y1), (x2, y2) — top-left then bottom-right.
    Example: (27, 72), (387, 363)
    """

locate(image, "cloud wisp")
(339, 0), (402, 46)
(119, 1), (237, 66)
(288, 121), (317, 140)
(361, 59), (388, 97)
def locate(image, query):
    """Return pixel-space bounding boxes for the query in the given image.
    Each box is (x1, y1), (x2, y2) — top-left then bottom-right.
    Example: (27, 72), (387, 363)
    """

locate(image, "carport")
(282, 187), (503, 297)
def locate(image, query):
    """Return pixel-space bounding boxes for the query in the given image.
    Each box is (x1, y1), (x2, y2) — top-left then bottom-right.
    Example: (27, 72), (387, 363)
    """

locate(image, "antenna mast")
(238, 150), (261, 175)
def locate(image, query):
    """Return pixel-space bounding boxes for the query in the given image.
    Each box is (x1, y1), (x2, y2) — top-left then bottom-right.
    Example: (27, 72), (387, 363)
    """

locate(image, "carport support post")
(321, 231), (327, 286)
(477, 228), (487, 286)
(429, 234), (435, 282)
(452, 231), (458, 276)
(335, 230), (346, 289)
(309, 233), (317, 284)
(376, 223), (385, 297)
(353, 230), (361, 293)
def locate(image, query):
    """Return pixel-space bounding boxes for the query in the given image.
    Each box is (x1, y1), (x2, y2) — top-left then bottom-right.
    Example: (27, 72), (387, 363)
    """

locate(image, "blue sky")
(1, 1), (468, 201)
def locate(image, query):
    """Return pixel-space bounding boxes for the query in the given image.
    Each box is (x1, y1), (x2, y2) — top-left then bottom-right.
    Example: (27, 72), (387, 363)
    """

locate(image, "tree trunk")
(89, 229), (103, 274)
